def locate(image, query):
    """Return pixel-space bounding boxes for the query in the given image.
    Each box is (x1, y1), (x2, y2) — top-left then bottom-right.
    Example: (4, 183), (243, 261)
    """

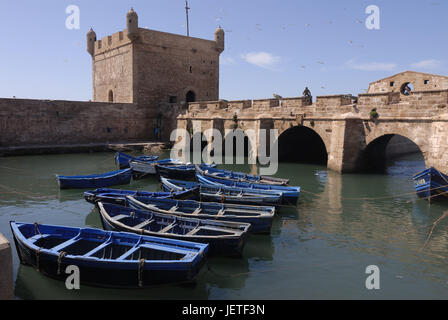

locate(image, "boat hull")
(413, 167), (448, 201)
(160, 178), (282, 206)
(127, 196), (274, 234)
(10, 222), (207, 288)
(115, 152), (158, 169)
(98, 203), (249, 256)
(57, 169), (132, 189)
(84, 187), (199, 205)
(196, 174), (299, 205)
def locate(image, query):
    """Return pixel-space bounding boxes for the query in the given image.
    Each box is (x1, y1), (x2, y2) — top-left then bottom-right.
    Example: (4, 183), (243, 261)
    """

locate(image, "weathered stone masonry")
(0, 98), (158, 148)
(177, 71), (448, 174)
(0, 9), (224, 151)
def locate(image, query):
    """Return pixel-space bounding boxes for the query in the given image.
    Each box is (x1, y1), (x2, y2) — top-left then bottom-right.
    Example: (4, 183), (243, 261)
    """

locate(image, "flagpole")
(185, 0), (190, 37)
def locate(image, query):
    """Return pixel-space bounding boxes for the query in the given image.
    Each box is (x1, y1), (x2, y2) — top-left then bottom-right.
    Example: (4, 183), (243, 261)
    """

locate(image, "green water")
(1, 151), (448, 299)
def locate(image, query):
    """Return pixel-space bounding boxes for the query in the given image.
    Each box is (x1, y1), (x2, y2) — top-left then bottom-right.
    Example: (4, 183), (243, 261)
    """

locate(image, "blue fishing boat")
(156, 163), (216, 180)
(84, 187), (199, 205)
(413, 167), (448, 201)
(10, 221), (208, 288)
(156, 164), (197, 180)
(115, 152), (158, 169)
(130, 158), (183, 177)
(196, 174), (300, 205)
(160, 177), (283, 206)
(126, 196), (275, 234)
(195, 164), (289, 185)
(56, 168), (132, 189)
(97, 202), (250, 256)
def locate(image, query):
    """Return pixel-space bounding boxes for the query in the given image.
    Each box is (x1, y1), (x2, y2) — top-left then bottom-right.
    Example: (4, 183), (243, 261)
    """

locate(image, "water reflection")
(14, 264), (211, 300)
(4, 151), (448, 299)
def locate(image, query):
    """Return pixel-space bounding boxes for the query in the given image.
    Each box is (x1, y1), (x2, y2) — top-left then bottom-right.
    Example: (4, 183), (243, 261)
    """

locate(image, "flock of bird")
(177, 6), (381, 96)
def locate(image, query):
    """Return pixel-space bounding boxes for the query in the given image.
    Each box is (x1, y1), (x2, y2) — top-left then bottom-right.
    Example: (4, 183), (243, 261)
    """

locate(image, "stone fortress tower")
(86, 8), (224, 106)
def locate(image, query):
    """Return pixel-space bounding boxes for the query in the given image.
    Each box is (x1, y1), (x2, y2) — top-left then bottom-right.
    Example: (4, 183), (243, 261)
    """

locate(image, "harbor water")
(1, 151), (448, 299)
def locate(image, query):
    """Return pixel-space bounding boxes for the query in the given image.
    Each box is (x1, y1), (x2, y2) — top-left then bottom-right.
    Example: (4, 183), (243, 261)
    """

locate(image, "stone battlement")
(183, 88), (448, 120)
(95, 30), (131, 55)
(93, 28), (220, 56)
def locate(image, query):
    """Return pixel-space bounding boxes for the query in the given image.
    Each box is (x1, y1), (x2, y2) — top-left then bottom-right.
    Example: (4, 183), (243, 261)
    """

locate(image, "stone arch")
(360, 133), (426, 172)
(275, 122), (331, 154)
(274, 125), (328, 164)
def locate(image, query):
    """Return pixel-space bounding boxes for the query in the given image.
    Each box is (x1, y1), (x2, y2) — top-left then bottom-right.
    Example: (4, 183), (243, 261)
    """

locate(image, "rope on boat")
(138, 258), (145, 287)
(57, 251), (67, 275)
(35, 248), (40, 272)
(34, 222), (42, 236)
(300, 183), (448, 202)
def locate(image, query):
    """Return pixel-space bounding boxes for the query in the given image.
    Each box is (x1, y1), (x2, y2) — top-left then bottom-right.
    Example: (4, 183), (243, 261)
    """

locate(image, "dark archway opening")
(277, 126), (328, 164)
(186, 91), (196, 103)
(108, 90), (114, 102)
(359, 134), (424, 173)
(223, 129), (251, 158)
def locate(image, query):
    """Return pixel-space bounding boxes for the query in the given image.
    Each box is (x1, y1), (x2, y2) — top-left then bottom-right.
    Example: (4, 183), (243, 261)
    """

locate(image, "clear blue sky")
(0, 0), (447, 101)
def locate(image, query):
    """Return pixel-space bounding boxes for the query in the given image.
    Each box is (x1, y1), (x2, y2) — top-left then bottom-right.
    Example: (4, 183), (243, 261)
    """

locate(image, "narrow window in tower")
(190, 66), (192, 73)
(108, 90), (114, 102)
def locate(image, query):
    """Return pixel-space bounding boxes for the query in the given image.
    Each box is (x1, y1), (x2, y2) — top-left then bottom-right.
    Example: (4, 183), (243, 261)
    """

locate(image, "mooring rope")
(420, 210), (448, 252)
(300, 183), (448, 202)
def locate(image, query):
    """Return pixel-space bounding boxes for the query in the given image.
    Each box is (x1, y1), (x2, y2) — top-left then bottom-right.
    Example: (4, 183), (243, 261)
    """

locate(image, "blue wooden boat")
(160, 177), (283, 206)
(413, 167), (448, 201)
(97, 202), (250, 256)
(156, 163), (216, 180)
(10, 221), (208, 288)
(196, 174), (300, 205)
(126, 196), (275, 234)
(115, 152), (158, 169)
(156, 164), (197, 180)
(56, 168), (132, 189)
(130, 158), (183, 177)
(195, 164), (289, 185)
(84, 187), (199, 205)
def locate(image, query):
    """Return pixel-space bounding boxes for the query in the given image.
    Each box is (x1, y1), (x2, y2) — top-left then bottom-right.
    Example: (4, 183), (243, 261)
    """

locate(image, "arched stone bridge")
(176, 71), (448, 173)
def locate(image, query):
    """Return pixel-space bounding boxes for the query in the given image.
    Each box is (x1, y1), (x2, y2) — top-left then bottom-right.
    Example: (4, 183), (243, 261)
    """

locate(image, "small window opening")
(424, 80), (430, 85)
(108, 90), (114, 102)
(186, 91), (196, 103)
(189, 66), (192, 73)
(390, 81), (395, 87)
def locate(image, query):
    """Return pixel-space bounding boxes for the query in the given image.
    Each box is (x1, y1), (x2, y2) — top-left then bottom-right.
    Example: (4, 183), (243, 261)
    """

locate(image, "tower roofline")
(369, 71), (448, 85)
